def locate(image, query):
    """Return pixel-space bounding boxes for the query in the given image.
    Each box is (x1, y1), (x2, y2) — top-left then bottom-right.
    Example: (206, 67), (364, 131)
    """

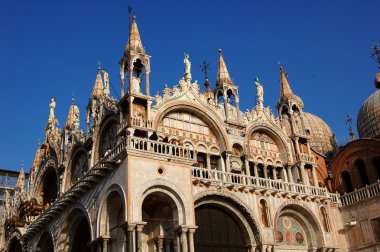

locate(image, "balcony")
(126, 137), (195, 163)
(340, 180), (380, 206)
(118, 117), (153, 134)
(192, 167), (340, 203)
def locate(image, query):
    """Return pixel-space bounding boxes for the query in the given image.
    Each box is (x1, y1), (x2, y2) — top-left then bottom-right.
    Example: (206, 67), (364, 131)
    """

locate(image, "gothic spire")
(65, 97), (80, 131)
(216, 48), (233, 86)
(126, 15), (145, 54)
(15, 162), (25, 193)
(91, 68), (104, 98)
(279, 64), (293, 97)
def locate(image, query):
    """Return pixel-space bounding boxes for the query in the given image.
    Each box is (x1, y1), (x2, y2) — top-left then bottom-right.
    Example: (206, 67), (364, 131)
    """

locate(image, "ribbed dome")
(302, 112), (336, 155)
(357, 88), (380, 138)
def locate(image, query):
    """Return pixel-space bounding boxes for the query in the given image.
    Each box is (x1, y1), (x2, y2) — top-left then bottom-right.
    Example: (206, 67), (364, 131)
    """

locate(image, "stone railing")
(24, 137), (128, 239)
(118, 119), (128, 134)
(192, 167), (339, 202)
(131, 117), (153, 129)
(340, 180), (380, 206)
(127, 137), (195, 162)
(297, 153), (315, 163)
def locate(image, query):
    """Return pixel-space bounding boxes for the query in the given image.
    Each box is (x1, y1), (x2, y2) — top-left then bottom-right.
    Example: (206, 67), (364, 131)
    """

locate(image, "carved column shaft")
(287, 166), (293, 183)
(254, 163), (258, 177)
(225, 153), (231, 172)
(146, 72), (150, 96)
(312, 165), (318, 187)
(245, 157), (250, 176)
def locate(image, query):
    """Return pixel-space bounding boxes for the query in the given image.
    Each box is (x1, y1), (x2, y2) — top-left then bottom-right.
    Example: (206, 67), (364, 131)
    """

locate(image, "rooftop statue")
(184, 53), (192, 82)
(255, 77), (264, 109)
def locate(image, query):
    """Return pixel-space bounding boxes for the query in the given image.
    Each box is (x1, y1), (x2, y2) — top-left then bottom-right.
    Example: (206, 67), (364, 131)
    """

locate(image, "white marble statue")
(49, 97), (56, 122)
(255, 77), (264, 108)
(184, 53), (192, 82)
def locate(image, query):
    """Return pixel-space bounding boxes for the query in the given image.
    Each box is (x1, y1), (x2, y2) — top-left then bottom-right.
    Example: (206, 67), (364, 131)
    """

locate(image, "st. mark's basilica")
(1, 13), (380, 252)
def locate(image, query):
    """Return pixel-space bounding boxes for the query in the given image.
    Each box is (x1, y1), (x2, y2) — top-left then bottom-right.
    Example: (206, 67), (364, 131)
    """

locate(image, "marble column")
(180, 227), (188, 252)
(236, 99), (241, 122)
(286, 165), (293, 183)
(145, 72), (150, 96)
(206, 154), (211, 170)
(254, 163), (258, 177)
(123, 223), (136, 252)
(147, 100), (152, 121)
(102, 237), (110, 252)
(136, 223), (146, 252)
(263, 165), (268, 179)
(188, 228), (196, 252)
(244, 157), (250, 176)
(225, 153), (231, 172)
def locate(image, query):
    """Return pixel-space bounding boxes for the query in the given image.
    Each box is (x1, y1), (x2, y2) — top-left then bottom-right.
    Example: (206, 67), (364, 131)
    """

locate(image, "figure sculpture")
(183, 53), (192, 82)
(255, 77), (264, 109)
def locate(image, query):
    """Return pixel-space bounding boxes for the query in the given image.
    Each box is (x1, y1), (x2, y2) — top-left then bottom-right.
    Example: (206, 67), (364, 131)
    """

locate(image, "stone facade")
(1, 15), (380, 252)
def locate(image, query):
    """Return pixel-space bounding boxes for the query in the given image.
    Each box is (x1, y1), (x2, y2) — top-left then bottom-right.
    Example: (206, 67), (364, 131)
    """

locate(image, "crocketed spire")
(279, 64), (293, 97)
(65, 97), (80, 131)
(126, 16), (145, 54)
(216, 48), (233, 86)
(91, 69), (104, 98)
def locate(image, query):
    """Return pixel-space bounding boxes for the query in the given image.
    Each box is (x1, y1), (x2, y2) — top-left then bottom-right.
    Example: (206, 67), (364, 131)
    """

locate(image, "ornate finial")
(345, 113), (355, 141)
(371, 41), (380, 68)
(20, 160), (24, 169)
(97, 60), (101, 70)
(133, 14), (136, 21)
(218, 48), (222, 54)
(71, 93), (75, 104)
(200, 60), (210, 80)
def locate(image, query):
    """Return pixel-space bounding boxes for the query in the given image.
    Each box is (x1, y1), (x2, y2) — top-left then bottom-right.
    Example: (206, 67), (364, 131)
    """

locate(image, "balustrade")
(340, 180), (380, 206)
(127, 137), (195, 161)
(191, 167), (338, 200)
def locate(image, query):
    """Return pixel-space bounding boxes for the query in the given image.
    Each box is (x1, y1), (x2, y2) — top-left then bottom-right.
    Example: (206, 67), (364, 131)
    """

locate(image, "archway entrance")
(58, 209), (91, 252)
(194, 205), (247, 252)
(141, 192), (178, 252)
(99, 190), (125, 252)
(36, 232), (54, 252)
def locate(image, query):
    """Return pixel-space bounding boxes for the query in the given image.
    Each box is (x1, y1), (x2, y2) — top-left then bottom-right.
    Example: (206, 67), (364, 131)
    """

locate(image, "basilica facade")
(1, 15), (380, 252)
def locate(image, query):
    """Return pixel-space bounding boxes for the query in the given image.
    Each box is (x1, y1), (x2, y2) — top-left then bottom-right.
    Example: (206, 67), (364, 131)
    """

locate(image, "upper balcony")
(340, 180), (380, 206)
(192, 166), (340, 203)
(118, 116), (153, 134)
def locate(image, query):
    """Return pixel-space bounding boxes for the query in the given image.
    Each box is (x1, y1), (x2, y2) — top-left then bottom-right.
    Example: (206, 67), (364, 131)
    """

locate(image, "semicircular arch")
(246, 122), (291, 164)
(273, 200), (324, 248)
(153, 102), (230, 152)
(194, 190), (262, 245)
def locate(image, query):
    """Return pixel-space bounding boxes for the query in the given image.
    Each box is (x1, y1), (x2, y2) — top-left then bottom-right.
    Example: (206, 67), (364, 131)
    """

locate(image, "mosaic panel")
(276, 216), (306, 247)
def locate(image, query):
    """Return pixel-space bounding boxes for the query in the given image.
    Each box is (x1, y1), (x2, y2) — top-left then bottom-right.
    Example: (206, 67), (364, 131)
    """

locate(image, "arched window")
(99, 121), (118, 160)
(196, 153), (207, 168)
(42, 168), (58, 205)
(354, 159), (369, 187)
(259, 199), (270, 227)
(320, 207), (330, 232)
(341, 171), (353, 193)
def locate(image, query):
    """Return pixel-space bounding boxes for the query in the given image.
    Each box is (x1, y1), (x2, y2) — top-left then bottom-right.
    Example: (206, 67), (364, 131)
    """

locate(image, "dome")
(302, 112), (336, 155)
(357, 88), (380, 138)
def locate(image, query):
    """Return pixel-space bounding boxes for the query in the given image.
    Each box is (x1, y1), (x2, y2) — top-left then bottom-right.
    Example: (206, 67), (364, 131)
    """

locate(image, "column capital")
(120, 221), (137, 232)
(187, 226), (198, 233)
(136, 222), (147, 231)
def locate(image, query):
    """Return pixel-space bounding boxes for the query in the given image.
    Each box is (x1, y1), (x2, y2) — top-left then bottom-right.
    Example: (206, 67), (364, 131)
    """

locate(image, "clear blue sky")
(1, 0), (379, 171)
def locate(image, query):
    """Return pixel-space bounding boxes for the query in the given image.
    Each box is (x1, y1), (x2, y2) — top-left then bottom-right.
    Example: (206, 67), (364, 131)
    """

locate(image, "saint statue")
(255, 77), (264, 108)
(183, 53), (192, 82)
(49, 97), (56, 121)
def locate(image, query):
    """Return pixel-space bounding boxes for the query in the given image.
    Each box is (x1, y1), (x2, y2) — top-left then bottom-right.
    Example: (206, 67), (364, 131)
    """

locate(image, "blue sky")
(0, 0), (379, 171)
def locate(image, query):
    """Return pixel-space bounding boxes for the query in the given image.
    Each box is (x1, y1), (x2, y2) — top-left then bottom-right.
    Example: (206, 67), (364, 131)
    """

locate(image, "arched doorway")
(194, 195), (260, 252)
(195, 205), (246, 252)
(58, 208), (91, 252)
(36, 231), (54, 252)
(99, 190), (125, 252)
(141, 192), (179, 252)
